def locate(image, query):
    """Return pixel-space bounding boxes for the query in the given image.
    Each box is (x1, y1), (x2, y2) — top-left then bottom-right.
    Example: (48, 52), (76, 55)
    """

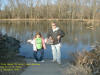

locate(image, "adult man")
(47, 22), (65, 64)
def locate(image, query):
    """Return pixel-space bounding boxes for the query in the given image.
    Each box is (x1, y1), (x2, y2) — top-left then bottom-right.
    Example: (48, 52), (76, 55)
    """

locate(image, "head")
(51, 22), (57, 29)
(35, 32), (42, 38)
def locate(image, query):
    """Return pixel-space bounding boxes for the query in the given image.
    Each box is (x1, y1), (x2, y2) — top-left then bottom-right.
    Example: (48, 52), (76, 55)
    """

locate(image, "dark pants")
(33, 49), (44, 61)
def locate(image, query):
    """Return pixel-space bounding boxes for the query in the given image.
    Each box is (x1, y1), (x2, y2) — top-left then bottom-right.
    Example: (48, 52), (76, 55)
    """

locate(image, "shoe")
(34, 60), (37, 62)
(40, 60), (45, 62)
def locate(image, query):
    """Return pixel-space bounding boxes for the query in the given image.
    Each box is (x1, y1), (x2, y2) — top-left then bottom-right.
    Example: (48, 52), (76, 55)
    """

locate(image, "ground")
(20, 59), (64, 75)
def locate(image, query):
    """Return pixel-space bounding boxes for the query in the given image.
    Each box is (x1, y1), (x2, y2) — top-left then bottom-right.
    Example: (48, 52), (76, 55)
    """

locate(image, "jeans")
(51, 43), (61, 64)
(34, 49), (44, 61)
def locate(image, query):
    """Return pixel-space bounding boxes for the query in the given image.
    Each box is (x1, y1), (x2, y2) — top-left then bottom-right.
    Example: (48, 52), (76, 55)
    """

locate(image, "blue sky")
(1, 0), (8, 10)
(0, 0), (57, 10)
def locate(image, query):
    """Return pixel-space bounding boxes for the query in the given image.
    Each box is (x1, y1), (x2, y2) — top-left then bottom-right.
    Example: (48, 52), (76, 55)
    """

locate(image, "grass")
(63, 44), (100, 75)
(63, 63), (92, 75)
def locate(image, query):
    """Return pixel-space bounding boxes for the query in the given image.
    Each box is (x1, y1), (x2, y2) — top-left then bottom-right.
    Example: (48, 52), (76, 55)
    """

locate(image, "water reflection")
(0, 21), (100, 59)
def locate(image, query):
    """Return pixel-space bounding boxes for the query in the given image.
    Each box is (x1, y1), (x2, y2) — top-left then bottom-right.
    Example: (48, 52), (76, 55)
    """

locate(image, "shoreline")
(0, 19), (100, 22)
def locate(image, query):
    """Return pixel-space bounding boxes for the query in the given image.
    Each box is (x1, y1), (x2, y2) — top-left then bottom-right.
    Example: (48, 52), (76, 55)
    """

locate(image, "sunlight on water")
(0, 21), (100, 59)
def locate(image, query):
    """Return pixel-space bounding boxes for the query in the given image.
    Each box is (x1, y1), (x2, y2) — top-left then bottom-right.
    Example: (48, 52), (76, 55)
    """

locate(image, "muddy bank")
(0, 32), (27, 75)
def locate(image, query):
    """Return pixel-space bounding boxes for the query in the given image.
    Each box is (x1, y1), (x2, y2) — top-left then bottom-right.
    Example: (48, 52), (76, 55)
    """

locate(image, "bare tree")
(8, 0), (16, 18)
(28, 0), (34, 18)
(92, 0), (97, 20)
(0, 0), (1, 11)
(0, 0), (100, 19)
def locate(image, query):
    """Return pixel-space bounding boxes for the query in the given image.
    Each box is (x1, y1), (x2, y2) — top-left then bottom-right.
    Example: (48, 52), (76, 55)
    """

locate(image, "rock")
(0, 33), (20, 62)
(0, 33), (27, 75)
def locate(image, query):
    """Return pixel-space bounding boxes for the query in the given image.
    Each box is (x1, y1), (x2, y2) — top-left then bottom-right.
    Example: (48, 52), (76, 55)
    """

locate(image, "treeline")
(0, 0), (100, 19)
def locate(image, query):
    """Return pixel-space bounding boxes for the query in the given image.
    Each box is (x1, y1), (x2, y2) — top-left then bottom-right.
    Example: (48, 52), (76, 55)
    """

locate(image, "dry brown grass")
(69, 45), (100, 75)
(63, 63), (92, 75)
(64, 43), (100, 75)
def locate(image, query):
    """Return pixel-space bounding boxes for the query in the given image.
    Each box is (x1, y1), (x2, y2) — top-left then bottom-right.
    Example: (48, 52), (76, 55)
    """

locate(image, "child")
(27, 32), (46, 62)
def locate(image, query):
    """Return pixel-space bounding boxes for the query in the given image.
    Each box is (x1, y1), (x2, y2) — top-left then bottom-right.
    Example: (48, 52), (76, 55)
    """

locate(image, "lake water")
(0, 21), (100, 59)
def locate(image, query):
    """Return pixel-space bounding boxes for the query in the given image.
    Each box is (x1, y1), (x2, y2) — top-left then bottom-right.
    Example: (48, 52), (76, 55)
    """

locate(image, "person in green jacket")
(27, 32), (46, 62)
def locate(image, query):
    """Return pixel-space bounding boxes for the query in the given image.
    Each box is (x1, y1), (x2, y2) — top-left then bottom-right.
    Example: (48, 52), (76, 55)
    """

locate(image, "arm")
(27, 39), (34, 44)
(27, 39), (37, 51)
(58, 29), (65, 38)
(42, 38), (46, 50)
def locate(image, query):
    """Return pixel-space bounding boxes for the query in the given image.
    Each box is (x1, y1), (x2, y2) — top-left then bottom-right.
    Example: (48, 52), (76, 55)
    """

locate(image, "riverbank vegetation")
(64, 43), (100, 75)
(0, 0), (100, 20)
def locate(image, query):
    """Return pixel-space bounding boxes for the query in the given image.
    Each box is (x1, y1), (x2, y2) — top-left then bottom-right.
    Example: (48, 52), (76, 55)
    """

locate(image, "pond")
(0, 21), (100, 59)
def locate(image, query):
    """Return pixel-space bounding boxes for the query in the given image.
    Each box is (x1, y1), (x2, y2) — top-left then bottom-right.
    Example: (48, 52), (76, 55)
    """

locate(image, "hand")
(49, 36), (54, 42)
(57, 35), (61, 40)
(27, 40), (32, 43)
(49, 36), (52, 39)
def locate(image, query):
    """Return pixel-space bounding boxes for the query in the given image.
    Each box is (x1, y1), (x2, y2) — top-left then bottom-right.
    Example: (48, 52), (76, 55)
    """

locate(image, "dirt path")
(20, 59), (63, 75)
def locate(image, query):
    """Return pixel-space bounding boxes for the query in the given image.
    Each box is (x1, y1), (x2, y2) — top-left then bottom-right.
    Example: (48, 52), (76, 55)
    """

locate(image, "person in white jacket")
(47, 22), (65, 64)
